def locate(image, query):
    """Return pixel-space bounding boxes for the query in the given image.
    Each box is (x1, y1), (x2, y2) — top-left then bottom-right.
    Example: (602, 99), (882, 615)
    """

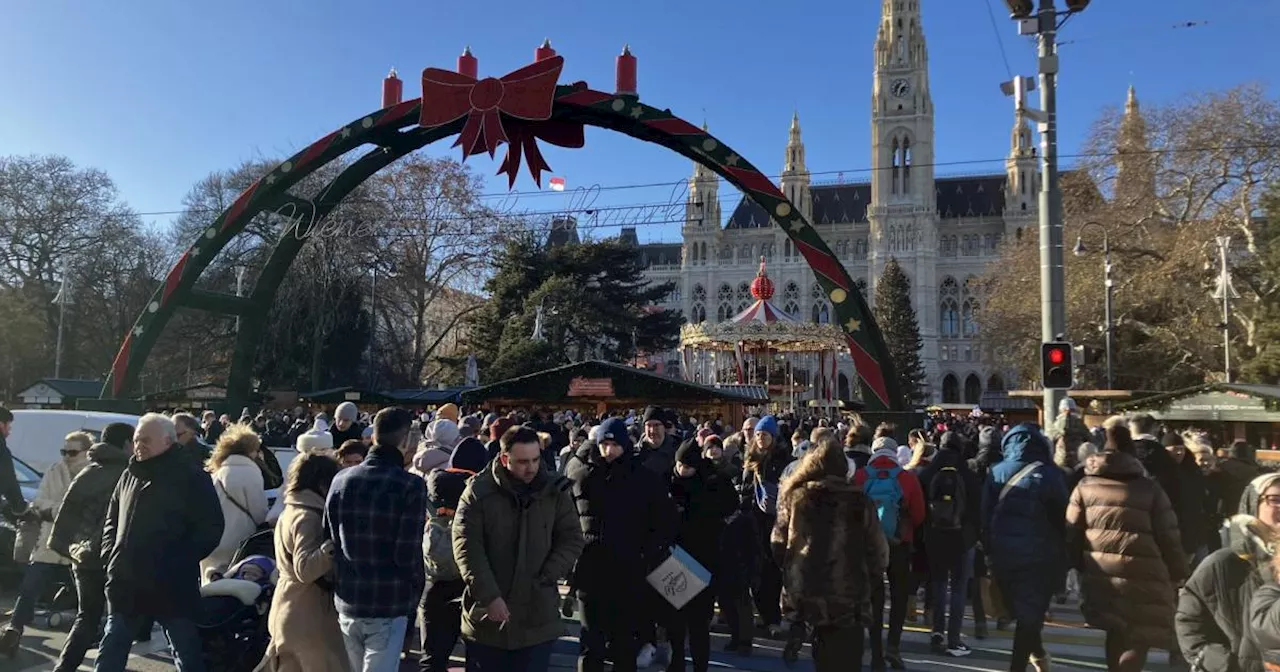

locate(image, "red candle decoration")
(616, 45), (637, 96)
(381, 68), (403, 108)
(457, 46), (478, 79)
(535, 38), (557, 62)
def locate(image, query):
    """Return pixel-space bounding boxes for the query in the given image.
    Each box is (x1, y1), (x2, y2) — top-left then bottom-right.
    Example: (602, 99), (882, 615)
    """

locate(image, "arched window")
(736, 282), (750, 304)
(691, 284), (707, 324)
(784, 238), (792, 259)
(962, 300), (979, 336)
(784, 301), (801, 318)
(700, 242), (707, 262)
(810, 282), (830, 324)
(902, 137), (911, 192)
(961, 276), (980, 337)
(783, 282), (800, 304)
(987, 374), (1005, 392)
(942, 374), (960, 404)
(939, 276), (960, 338)
(891, 137), (900, 194)
(855, 238), (867, 258)
(964, 374), (982, 405)
(717, 304), (732, 322)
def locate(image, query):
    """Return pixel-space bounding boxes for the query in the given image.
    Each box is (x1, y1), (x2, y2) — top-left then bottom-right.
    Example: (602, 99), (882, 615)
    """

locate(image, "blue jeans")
(337, 613), (409, 672)
(465, 639), (554, 672)
(930, 547), (975, 646)
(94, 612), (204, 672)
(10, 561), (65, 631)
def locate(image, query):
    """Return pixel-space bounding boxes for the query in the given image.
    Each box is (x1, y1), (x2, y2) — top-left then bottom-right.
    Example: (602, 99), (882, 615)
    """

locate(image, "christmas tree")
(874, 257), (927, 407)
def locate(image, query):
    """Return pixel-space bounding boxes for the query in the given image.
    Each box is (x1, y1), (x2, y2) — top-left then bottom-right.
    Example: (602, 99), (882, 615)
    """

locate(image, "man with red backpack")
(855, 436), (926, 671)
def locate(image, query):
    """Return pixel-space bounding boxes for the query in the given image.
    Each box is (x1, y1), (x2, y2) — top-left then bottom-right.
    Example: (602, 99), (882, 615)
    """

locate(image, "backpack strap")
(998, 461), (1043, 503)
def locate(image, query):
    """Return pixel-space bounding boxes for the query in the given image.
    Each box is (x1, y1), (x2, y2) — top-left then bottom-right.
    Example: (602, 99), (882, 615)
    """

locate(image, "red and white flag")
(549, 177), (566, 191)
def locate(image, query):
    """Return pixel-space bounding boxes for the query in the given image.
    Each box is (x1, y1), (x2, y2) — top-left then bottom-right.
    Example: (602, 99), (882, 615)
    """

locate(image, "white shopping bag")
(646, 545), (711, 610)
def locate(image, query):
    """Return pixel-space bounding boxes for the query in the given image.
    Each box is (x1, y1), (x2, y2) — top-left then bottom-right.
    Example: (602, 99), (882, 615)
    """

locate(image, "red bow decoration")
(420, 55), (583, 188)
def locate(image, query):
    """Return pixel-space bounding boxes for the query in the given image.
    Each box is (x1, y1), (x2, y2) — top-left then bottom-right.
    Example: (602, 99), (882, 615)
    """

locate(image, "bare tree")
(981, 84), (1280, 389)
(365, 155), (507, 386)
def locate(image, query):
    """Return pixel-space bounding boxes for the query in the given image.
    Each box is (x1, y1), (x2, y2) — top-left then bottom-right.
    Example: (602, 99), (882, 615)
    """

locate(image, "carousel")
(679, 258), (853, 412)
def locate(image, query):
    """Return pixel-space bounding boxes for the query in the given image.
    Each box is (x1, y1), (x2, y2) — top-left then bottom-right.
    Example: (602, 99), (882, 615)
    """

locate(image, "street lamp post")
(1212, 235), (1239, 383)
(51, 260), (74, 379)
(1073, 222), (1113, 389)
(1001, 0), (1089, 414)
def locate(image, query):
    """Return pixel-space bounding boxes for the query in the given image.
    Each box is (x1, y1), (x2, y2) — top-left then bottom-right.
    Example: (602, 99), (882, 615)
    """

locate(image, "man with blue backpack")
(854, 436), (925, 671)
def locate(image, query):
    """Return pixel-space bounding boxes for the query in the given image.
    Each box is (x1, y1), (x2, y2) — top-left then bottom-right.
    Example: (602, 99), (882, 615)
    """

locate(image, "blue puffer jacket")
(981, 423), (1069, 574)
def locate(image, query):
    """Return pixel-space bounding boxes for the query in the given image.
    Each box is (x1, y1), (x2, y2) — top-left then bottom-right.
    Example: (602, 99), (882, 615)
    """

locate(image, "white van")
(7, 410), (141, 473)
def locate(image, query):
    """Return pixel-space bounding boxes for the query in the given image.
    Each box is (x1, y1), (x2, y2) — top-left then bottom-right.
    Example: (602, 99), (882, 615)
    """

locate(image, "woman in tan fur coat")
(771, 434), (888, 670)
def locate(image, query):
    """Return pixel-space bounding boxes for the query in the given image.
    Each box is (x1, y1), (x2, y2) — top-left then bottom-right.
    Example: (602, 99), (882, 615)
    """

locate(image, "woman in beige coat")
(256, 452), (349, 672)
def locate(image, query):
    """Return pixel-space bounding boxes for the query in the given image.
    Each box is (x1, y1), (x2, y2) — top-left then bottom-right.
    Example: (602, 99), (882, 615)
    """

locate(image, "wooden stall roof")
(1115, 383), (1280, 423)
(298, 386), (397, 406)
(461, 360), (768, 406)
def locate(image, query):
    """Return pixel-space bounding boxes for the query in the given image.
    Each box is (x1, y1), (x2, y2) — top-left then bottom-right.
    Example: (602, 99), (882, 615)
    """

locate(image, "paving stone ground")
(0, 586), (1180, 672)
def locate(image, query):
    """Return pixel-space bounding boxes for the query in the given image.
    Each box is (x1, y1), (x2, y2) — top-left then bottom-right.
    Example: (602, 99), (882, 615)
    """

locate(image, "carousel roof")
(680, 258), (846, 352)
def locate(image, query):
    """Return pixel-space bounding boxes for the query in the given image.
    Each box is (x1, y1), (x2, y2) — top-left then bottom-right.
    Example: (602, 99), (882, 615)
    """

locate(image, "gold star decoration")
(844, 318), (861, 332)
(630, 106), (643, 119)
(340, 127), (352, 138)
(725, 153), (739, 166)
(789, 219), (806, 232)
(265, 174), (277, 185)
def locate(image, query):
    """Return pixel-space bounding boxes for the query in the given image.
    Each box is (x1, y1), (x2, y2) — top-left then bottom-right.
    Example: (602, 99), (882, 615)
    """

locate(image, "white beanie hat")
(428, 419), (460, 450)
(297, 430), (334, 454)
(871, 436), (899, 462)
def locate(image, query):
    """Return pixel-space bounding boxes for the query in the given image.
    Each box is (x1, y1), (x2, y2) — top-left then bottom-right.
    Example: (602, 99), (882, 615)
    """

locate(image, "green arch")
(104, 75), (902, 411)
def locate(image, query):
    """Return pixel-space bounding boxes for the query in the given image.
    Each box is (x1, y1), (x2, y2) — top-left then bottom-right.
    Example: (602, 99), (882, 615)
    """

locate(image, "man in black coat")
(566, 417), (676, 672)
(46, 422), (134, 672)
(0, 407), (27, 515)
(94, 413), (224, 672)
(917, 432), (984, 657)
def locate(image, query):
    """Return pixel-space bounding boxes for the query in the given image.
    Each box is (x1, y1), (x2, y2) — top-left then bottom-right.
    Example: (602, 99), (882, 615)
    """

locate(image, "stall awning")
(1117, 383), (1280, 423)
(298, 386), (397, 406)
(461, 360), (769, 405)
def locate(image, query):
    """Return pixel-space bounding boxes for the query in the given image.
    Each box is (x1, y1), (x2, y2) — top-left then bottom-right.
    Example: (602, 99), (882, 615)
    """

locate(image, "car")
(7, 410), (140, 473)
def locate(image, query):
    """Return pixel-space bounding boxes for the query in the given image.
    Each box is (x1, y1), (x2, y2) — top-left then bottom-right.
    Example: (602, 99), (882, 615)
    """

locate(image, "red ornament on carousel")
(457, 46), (478, 79)
(535, 38), (557, 62)
(615, 45), (637, 96)
(381, 68), (403, 108)
(750, 256), (775, 301)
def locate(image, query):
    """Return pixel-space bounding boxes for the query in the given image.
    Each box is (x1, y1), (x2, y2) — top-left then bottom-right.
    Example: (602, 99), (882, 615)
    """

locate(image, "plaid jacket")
(324, 445), (427, 618)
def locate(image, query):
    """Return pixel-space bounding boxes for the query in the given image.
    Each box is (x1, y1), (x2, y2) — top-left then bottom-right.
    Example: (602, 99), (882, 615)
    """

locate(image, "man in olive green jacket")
(453, 425), (585, 671)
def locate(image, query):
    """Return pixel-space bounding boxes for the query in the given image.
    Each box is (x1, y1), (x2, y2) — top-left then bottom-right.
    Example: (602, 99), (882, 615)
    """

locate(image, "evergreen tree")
(874, 257), (926, 406)
(465, 232), (682, 383)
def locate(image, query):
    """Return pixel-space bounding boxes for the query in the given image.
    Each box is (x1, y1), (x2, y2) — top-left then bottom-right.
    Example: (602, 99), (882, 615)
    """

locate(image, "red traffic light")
(1041, 341), (1074, 390)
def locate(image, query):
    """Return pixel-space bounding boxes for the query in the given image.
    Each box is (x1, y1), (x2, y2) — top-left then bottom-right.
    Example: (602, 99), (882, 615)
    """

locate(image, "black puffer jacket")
(637, 433), (679, 484)
(48, 442), (130, 566)
(103, 445), (224, 618)
(1177, 473), (1280, 672)
(564, 441), (676, 594)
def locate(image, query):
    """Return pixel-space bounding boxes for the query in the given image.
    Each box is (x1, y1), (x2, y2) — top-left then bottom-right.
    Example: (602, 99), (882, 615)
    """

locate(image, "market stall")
(460, 360), (767, 427)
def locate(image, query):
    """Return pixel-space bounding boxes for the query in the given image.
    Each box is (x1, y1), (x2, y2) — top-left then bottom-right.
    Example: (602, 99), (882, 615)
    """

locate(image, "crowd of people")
(1, 398), (1280, 671)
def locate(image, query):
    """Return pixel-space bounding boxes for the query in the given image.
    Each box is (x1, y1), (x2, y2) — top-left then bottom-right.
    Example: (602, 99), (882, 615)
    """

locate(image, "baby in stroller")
(199, 548), (276, 672)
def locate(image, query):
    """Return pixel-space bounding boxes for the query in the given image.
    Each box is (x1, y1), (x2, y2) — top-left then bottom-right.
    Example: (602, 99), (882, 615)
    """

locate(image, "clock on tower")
(891, 78), (911, 98)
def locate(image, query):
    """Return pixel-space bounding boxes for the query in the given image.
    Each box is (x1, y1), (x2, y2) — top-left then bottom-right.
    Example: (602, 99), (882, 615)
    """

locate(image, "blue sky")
(1, 0), (1275, 245)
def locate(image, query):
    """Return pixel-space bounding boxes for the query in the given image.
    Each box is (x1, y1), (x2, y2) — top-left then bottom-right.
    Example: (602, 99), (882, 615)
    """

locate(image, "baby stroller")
(199, 530), (276, 672)
(0, 504), (77, 631)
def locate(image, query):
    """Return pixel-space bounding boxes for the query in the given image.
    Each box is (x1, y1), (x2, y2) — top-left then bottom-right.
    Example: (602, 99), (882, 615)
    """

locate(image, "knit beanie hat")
(642, 406), (665, 424)
(597, 417), (633, 452)
(755, 415), (779, 438)
(871, 436), (899, 462)
(490, 417), (516, 442)
(335, 401), (358, 423)
(437, 403), (460, 423)
(428, 419), (460, 450)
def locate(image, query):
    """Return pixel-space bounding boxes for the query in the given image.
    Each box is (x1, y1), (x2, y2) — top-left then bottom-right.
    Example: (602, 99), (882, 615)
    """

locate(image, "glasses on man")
(60, 449), (82, 457)
(1260, 494), (1280, 507)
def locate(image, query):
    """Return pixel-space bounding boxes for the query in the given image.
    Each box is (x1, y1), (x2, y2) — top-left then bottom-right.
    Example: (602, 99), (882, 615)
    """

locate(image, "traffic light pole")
(1031, 1), (1067, 417)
